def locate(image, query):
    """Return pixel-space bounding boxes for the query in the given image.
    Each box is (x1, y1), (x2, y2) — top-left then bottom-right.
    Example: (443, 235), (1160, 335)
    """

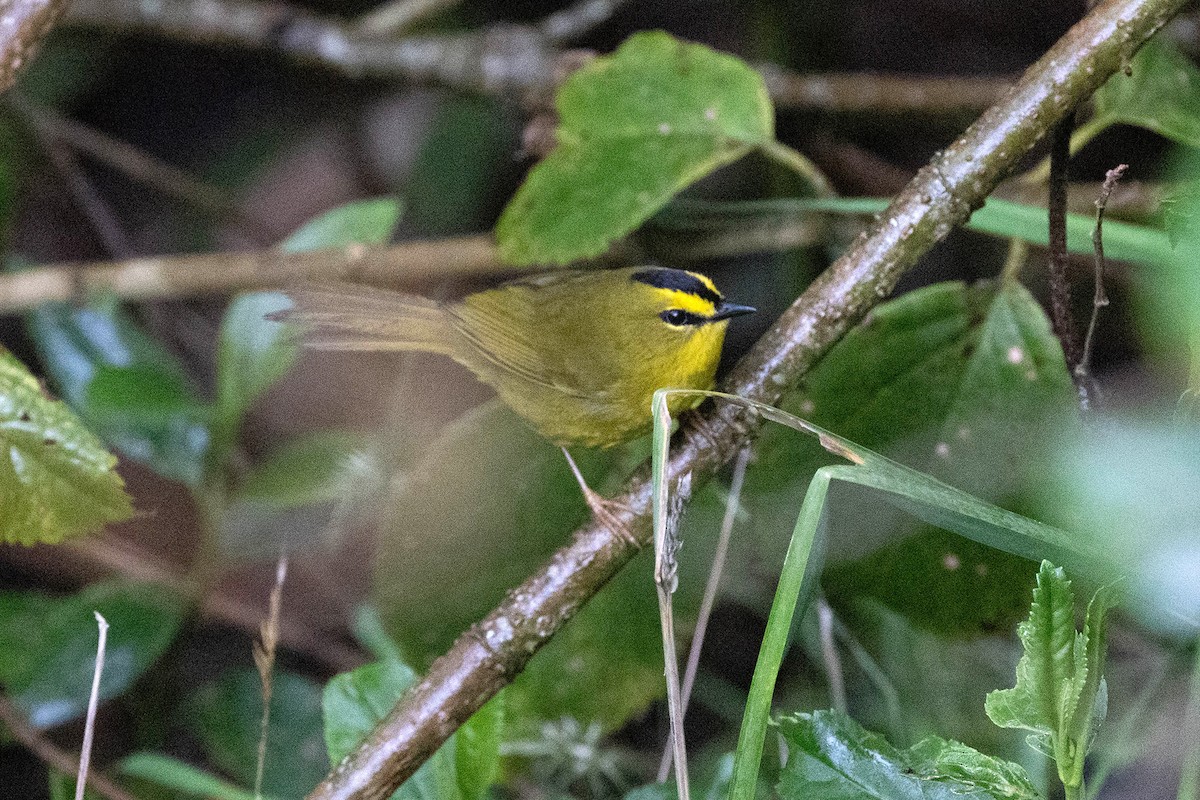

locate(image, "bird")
(270, 266), (754, 448)
(268, 266), (754, 527)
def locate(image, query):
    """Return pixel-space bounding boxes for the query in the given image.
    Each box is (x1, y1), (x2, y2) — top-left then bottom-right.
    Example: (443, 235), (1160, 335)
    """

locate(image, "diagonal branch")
(0, 0), (68, 94)
(305, 1), (1189, 799)
(59, 0), (1007, 112)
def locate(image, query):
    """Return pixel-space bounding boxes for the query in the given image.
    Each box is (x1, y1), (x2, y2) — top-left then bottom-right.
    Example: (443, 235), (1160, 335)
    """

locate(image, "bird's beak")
(711, 301), (756, 321)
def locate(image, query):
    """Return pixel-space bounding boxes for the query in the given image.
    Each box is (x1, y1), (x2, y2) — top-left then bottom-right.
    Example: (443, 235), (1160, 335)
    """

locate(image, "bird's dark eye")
(660, 308), (696, 326)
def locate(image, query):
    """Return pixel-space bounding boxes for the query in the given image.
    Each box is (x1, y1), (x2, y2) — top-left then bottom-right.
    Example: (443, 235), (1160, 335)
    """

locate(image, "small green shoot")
(985, 562), (1114, 800)
(650, 389), (1106, 800)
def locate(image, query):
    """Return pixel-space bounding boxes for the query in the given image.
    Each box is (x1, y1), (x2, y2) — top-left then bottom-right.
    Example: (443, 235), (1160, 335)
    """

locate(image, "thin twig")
(353, 0), (460, 36)
(76, 612), (110, 800)
(254, 551), (289, 800)
(39, 137), (135, 257)
(15, 97), (236, 217)
(657, 447), (750, 783)
(59, 0), (1009, 113)
(0, 694), (137, 800)
(1048, 115), (1083, 378)
(1077, 163), (1125, 405)
(539, 0), (631, 44)
(816, 598), (846, 713)
(305, 3), (1189, 798)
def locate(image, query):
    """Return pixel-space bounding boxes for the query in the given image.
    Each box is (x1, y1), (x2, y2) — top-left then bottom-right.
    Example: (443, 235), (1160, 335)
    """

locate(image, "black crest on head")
(631, 268), (721, 306)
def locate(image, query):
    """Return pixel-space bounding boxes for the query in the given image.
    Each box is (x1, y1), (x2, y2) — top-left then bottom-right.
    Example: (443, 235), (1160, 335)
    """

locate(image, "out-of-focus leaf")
(1086, 36), (1200, 150)
(0, 349), (133, 544)
(214, 291), (296, 437)
(0, 582), (183, 727)
(496, 31), (773, 265)
(188, 669), (328, 799)
(776, 710), (1041, 800)
(25, 297), (209, 486)
(739, 281), (1072, 636)
(407, 98), (515, 235)
(235, 431), (365, 509)
(372, 401), (671, 729)
(324, 655), (503, 800)
(279, 197), (402, 254)
(1029, 419), (1200, 636)
(119, 752), (272, 800)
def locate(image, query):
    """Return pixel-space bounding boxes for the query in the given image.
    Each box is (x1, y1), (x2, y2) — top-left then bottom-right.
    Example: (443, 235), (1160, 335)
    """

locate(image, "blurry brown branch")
(0, 694), (138, 800)
(61, 0), (1006, 112)
(0, 0), (67, 94)
(13, 97), (236, 218)
(305, 1), (1189, 799)
(0, 235), (498, 314)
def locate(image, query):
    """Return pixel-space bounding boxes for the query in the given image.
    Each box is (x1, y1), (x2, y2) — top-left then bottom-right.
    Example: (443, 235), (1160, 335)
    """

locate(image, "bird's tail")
(268, 282), (458, 355)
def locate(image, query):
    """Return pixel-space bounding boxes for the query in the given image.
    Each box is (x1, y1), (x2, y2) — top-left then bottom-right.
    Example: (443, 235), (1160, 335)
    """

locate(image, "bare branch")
(0, 0), (68, 94)
(0, 235), (498, 314)
(60, 0), (1006, 113)
(1077, 163), (1126, 403)
(0, 694), (137, 800)
(305, 2), (1189, 799)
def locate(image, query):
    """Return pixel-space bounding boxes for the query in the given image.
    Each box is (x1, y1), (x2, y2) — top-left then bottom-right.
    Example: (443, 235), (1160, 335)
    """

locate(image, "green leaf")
(746, 281), (1072, 637)
(236, 431), (365, 509)
(407, 98), (516, 235)
(323, 656), (504, 800)
(215, 291), (297, 439)
(776, 710), (1041, 800)
(985, 562), (1110, 789)
(25, 297), (210, 486)
(323, 658), (419, 765)
(984, 563), (1078, 738)
(0, 349), (133, 544)
(279, 197), (403, 253)
(371, 402), (670, 729)
(1086, 36), (1200, 150)
(496, 30), (773, 265)
(119, 752), (273, 800)
(188, 668), (329, 798)
(0, 582), (183, 727)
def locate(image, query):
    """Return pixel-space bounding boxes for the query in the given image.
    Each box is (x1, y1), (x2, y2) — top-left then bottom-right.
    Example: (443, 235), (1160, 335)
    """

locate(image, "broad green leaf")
(119, 752), (273, 800)
(1138, 149), (1200, 362)
(776, 710), (1041, 800)
(0, 582), (183, 727)
(1085, 36), (1200, 150)
(0, 349), (133, 544)
(235, 430), (365, 509)
(496, 30), (773, 265)
(743, 281), (1070, 636)
(188, 668), (329, 798)
(324, 656), (503, 800)
(215, 291), (297, 438)
(25, 297), (209, 486)
(279, 197), (402, 254)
